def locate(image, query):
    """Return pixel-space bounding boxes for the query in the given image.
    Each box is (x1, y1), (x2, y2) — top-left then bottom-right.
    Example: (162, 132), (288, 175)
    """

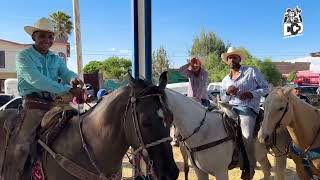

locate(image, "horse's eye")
(142, 120), (152, 127)
(278, 107), (284, 111)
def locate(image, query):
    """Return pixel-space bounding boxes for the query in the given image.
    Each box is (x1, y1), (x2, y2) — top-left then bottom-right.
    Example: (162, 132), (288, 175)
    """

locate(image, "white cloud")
(286, 56), (320, 72)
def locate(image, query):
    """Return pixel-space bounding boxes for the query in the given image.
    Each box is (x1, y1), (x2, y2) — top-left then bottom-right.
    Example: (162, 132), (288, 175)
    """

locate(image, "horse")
(165, 89), (289, 180)
(259, 86), (320, 180)
(0, 72), (179, 180)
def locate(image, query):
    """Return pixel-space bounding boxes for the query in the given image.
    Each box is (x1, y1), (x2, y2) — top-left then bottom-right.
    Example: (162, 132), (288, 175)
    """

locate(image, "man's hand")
(227, 85), (239, 96)
(239, 92), (253, 101)
(70, 77), (84, 88)
(69, 87), (86, 104)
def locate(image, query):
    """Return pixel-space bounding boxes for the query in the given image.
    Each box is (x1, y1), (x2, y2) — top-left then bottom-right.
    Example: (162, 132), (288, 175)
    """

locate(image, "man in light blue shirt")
(5, 18), (83, 179)
(220, 47), (269, 179)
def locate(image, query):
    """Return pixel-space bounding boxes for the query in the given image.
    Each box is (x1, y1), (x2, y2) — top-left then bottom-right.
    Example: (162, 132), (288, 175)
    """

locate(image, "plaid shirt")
(179, 64), (208, 100)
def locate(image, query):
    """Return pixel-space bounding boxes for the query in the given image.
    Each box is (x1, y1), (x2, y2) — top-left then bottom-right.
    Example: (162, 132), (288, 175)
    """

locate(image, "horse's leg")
(295, 163), (309, 180)
(255, 141), (271, 180)
(179, 143), (189, 180)
(193, 167), (209, 180)
(274, 156), (286, 180)
(258, 155), (271, 180)
(214, 169), (228, 180)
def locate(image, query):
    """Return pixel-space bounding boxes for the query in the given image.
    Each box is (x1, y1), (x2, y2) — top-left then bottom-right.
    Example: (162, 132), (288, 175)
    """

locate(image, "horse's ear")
(283, 86), (294, 96)
(128, 71), (135, 87)
(268, 83), (274, 92)
(158, 71), (168, 90)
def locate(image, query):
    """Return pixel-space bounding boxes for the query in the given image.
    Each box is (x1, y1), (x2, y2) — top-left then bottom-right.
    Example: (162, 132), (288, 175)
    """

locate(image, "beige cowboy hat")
(24, 17), (56, 36)
(221, 47), (246, 63)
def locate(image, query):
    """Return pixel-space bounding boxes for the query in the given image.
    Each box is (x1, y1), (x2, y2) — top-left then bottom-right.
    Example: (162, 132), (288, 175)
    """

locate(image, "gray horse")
(0, 72), (179, 180)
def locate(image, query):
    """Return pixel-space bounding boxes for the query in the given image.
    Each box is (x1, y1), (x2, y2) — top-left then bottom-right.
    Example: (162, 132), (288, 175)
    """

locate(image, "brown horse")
(259, 87), (320, 179)
(0, 72), (179, 180)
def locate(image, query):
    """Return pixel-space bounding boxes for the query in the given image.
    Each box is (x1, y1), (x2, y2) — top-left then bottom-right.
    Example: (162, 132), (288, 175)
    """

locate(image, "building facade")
(272, 61), (311, 76)
(0, 39), (70, 93)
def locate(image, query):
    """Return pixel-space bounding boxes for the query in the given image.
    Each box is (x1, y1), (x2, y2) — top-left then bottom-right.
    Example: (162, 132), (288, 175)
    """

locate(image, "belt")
(25, 92), (53, 102)
(23, 96), (53, 111)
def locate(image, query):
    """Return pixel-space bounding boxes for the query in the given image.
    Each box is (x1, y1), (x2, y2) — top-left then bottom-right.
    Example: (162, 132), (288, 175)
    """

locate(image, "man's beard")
(230, 63), (241, 70)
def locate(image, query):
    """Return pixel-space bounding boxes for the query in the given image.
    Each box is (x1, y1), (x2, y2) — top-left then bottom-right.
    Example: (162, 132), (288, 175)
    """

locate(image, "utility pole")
(72, 0), (83, 80)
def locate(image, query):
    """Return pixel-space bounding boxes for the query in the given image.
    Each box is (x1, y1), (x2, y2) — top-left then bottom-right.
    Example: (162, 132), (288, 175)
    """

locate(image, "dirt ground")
(122, 146), (298, 180)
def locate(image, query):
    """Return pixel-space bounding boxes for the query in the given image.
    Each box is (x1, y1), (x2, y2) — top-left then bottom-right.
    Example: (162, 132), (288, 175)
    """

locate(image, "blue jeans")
(233, 106), (257, 169)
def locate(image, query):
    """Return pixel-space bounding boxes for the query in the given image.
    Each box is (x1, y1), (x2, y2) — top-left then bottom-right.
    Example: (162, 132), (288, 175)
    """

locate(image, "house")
(0, 39), (70, 93)
(272, 61), (310, 76)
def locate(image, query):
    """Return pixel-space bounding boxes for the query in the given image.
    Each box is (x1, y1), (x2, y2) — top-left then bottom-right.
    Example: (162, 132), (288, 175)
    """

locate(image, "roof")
(0, 39), (31, 46)
(0, 38), (69, 46)
(272, 61), (311, 74)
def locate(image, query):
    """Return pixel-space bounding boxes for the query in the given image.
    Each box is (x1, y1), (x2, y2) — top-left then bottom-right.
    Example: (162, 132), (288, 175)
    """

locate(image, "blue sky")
(0, 0), (319, 72)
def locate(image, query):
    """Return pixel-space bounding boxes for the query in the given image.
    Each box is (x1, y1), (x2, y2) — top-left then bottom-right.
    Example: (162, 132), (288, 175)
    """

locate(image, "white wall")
(0, 41), (25, 73)
(0, 40), (68, 74)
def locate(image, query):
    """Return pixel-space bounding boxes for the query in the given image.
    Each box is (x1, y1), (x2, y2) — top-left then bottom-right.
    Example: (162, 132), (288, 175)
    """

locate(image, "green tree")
(152, 46), (170, 82)
(203, 53), (229, 82)
(83, 61), (103, 74)
(190, 30), (229, 61)
(260, 59), (282, 86)
(101, 57), (132, 79)
(287, 70), (297, 83)
(50, 11), (73, 43)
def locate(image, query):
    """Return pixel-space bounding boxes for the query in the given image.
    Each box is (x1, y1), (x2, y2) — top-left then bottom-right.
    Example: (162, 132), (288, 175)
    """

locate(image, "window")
(0, 51), (5, 68)
(0, 79), (4, 93)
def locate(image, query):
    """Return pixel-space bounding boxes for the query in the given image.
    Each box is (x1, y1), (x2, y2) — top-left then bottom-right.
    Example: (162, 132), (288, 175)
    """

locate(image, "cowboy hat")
(221, 47), (246, 63)
(24, 17), (56, 36)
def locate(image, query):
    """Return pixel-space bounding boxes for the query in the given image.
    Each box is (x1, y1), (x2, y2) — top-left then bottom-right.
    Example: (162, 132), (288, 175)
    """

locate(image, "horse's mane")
(269, 86), (319, 111)
(165, 88), (205, 111)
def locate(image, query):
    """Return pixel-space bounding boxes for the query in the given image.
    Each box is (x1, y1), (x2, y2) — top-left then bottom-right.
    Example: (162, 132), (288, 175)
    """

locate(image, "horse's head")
(124, 71), (179, 180)
(258, 86), (293, 146)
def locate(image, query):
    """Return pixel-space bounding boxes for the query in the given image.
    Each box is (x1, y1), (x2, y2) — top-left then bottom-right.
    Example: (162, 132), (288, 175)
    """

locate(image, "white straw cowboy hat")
(24, 17), (56, 36)
(221, 47), (246, 63)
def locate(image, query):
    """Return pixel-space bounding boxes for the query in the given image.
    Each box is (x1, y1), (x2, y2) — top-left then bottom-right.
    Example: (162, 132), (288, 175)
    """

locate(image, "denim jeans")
(233, 106), (257, 170)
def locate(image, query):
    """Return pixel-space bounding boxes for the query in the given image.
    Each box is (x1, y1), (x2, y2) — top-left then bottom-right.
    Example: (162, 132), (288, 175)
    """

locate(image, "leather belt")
(23, 97), (53, 111)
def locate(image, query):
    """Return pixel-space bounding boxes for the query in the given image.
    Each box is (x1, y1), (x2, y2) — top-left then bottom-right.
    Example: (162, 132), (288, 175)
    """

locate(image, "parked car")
(299, 86), (318, 95)
(166, 82), (188, 96)
(0, 94), (14, 107)
(207, 83), (222, 101)
(0, 96), (22, 111)
(85, 83), (95, 100)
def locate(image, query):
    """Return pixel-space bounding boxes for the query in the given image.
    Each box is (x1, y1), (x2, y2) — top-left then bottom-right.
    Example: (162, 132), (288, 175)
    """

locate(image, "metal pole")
(144, 0), (152, 81)
(72, 0), (83, 80)
(132, 0), (152, 81)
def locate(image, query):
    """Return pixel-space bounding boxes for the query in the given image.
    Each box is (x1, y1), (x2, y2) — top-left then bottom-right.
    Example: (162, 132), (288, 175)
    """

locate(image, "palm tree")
(50, 11), (73, 43)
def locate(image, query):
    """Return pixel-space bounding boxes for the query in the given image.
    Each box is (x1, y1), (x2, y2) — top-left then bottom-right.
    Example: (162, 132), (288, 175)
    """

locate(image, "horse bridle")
(266, 102), (290, 157)
(123, 85), (173, 178)
(77, 85), (173, 180)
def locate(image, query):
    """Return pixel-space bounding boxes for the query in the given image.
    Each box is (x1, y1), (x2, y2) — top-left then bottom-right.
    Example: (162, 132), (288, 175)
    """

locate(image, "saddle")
(0, 99), (78, 180)
(217, 101), (264, 139)
(216, 101), (264, 179)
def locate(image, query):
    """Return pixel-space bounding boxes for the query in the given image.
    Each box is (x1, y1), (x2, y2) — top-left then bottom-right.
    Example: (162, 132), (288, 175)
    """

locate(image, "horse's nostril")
(264, 135), (270, 143)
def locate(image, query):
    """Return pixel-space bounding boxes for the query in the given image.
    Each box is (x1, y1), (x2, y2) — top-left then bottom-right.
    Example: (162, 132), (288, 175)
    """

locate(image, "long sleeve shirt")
(179, 64), (208, 100)
(220, 66), (269, 113)
(16, 45), (77, 96)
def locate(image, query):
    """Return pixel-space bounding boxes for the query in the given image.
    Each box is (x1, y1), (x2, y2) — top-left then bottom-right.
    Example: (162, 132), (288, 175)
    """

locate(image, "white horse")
(165, 89), (289, 180)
